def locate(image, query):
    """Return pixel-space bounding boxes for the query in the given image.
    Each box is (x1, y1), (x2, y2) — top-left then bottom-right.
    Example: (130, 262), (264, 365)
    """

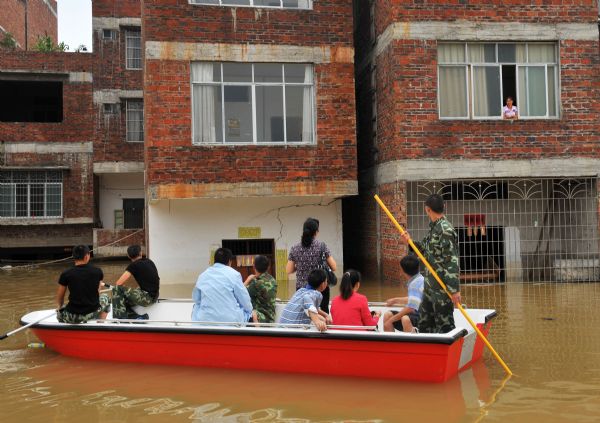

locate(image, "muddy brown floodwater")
(1, 261), (599, 422)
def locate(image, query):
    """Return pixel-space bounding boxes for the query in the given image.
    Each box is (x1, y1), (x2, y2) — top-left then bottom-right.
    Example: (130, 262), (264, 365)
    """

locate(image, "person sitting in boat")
(192, 247), (253, 324)
(111, 245), (160, 320)
(382, 255), (424, 333)
(56, 245), (111, 324)
(244, 255), (277, 324)
(330, 270), (380, 328)
(279, 269), (331, 332)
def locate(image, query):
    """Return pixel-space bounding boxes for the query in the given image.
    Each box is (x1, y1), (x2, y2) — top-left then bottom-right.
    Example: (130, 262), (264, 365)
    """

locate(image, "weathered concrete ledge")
(148, 180), (358, 201)
(145, 41), (354, 64)
(92, 17), (142, 30)
(360, 158), (600, 189)
(94, 161), (145, 174)
(375, 21), (598, 58)
(93, 90), (144, 105)
(0, 217), (93, 226)
(2, 142), (93, 154)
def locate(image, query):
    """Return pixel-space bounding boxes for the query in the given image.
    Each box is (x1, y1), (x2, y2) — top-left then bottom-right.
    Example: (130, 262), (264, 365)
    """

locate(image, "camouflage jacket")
(414, 216), (460, 294)
(247, 272), (278, 323)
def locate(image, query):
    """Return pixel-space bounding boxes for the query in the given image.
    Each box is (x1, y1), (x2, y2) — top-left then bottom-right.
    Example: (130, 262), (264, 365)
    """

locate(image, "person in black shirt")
(111, 245), (160, 319)
(56, 245), (111, 323)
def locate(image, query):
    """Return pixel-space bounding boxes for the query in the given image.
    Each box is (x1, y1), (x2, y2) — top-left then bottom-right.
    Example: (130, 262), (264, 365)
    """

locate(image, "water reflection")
(6, 353), (495, 422)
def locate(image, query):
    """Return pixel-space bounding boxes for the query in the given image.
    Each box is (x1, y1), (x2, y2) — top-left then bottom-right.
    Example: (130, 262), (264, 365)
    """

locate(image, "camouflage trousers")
(112, 286), (155, 319)
(417, 289), (455, 334)
(57, 294), (111, 324)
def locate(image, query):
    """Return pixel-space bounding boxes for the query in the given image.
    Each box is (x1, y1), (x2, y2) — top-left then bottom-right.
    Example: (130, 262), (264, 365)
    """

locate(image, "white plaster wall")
(148, 196), (343, 285)
(99, 173), (145, 229)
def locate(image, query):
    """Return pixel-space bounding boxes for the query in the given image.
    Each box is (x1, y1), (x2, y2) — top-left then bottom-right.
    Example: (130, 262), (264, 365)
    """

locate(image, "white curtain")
(439, 66), (468, 118)
(438, 43), (465, 63)
(0, 184), (15, 217)
(302, 65), (313, 142)
(191, 63), (217, 143)
(528, 44), (555, 63)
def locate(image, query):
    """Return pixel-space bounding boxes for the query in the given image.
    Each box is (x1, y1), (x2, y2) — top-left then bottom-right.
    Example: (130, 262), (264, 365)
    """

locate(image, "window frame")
(188, 0), (313, 10)
(125, 99), (144, 143)
(125, 28), (142, 70)
(191, 62), (316, 146)
(437, 42), (560, 121)
(0, 171), (63, 219)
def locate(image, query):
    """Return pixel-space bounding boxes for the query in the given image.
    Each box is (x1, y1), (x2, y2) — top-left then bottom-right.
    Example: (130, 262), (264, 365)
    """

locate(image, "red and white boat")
(20, 300), (496, 383)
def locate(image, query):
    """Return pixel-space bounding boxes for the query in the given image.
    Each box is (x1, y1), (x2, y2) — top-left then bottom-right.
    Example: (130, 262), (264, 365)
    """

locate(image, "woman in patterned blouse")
(286, 217), (337, 313)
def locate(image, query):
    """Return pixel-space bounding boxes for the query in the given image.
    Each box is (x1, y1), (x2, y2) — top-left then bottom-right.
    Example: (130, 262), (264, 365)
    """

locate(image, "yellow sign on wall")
(238, 227), (261, 238)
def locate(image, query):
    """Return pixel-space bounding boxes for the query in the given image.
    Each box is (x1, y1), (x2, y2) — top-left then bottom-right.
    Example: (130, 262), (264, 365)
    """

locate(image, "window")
(0, 81), (63, 122)
(0, 171), (62, 218)
(126, 99), (144, 142)
(188, 0), (312, 9)
(191, 63), (315, 144)
(102, 29), (116, 40)
(125, 29), (142, 70)
(103, 103), (119, 114)
(438, 43), (558, 119)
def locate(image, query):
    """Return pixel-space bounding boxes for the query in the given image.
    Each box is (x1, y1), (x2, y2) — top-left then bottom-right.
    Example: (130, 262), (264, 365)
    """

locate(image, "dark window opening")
(501, 65), (516, 107)
(0, 80), (63, 122)
(123, 198), (144, 229)
(221, 239), (275, 280)
(440, 181), (509, 201)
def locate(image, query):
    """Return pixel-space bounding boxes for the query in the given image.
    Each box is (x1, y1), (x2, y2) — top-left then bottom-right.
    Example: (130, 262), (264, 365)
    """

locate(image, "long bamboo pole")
(374, 194), (513, 376)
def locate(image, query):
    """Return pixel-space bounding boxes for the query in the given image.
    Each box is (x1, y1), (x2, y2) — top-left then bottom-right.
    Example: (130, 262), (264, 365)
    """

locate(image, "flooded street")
(1, 261), (600, 422)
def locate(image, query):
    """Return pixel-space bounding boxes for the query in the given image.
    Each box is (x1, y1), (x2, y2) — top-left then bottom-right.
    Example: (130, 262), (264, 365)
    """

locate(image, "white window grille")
(188, 0), (312, 10)
(125, 29), (142, 70)
(102, 29), (116, 40)
(191, 62), (315, 145)
(103, 103), (119, 114)
(126, 99), (144, 142)
(437, 42), (559, 120)
(407, 178), (599, 283)
(0, 171), (63, 218)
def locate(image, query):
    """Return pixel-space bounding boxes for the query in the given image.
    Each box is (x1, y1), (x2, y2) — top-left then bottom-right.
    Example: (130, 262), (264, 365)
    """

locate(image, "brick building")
(91, 0), (145, 257)
(0, 0), (57, 50)
(0, 51), (94, 258)
(348, 1), (600, 284)
(142, 0), (357, 283)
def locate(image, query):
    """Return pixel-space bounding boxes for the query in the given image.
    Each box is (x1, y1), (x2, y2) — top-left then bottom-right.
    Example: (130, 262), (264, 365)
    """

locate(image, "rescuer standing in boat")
(400, 194), (461, 333)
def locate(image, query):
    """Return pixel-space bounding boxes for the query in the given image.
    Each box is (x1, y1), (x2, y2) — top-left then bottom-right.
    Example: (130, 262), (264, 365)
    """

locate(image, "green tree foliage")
(0, 32), (17, 50)
(33, 35), (68, 52)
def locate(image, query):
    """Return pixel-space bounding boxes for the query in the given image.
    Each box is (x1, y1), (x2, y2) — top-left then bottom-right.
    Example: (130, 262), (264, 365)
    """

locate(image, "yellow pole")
(374, 194), (513, 376)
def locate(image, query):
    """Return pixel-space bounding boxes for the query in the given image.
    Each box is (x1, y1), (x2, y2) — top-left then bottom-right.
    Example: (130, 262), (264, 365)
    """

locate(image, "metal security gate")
(407, 178), (600, 283)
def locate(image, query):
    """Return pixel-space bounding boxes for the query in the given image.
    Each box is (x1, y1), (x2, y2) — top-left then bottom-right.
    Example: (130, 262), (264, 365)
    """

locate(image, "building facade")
(91, 0), (145, 257)
(0, 0), (58, 50)
(142, 0), (357, 284)
(0, 51), (94, 258)
(349, 0), (600, 284)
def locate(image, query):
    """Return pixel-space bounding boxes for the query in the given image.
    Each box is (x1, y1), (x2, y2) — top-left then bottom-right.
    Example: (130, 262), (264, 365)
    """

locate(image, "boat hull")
(23, 303), (495, 383)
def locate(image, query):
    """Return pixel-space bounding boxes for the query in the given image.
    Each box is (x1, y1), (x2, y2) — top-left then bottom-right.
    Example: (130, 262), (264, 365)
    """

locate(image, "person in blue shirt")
(382, 255), (424, 333)
(192, 248), (253, 324)
(279, 269), (331, 332)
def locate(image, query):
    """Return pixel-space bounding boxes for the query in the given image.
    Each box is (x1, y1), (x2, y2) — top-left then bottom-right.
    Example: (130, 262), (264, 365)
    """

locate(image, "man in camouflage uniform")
(56, 245), (111, 324)
(244, 255), (278, 323)
(111, 245), (160, 319)
(401, 194), (461, 333)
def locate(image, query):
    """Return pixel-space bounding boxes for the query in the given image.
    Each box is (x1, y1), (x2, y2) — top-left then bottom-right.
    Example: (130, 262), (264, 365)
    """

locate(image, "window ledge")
(191, 142), (317, 148)
(0, 217), (93, 226)
(188, 2), (312, 11)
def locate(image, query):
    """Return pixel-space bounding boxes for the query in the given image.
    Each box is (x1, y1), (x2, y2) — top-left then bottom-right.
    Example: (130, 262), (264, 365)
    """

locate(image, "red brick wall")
(0, 0), (57, 49)
(143, 0), (353, 47)
(92, 0), (143, 163)
(92, 0), (140, 18)
(374, 39), (600, 164)
(0, 51), (94, 227)
(143, 0), (357, 187)
(0, 51), (93, 142)
(375, 0), (598, 37)
(144, 61), (356, 185)
(96, 228), (145, 247)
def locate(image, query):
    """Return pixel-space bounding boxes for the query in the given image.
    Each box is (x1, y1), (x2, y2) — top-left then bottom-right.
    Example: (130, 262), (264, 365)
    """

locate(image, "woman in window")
(286, 217), (337, 313)
(503, 96), (518, 120)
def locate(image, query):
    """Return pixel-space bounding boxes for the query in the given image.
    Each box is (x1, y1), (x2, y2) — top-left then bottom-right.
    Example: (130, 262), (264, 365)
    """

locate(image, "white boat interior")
(21, 299), (495, 345)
